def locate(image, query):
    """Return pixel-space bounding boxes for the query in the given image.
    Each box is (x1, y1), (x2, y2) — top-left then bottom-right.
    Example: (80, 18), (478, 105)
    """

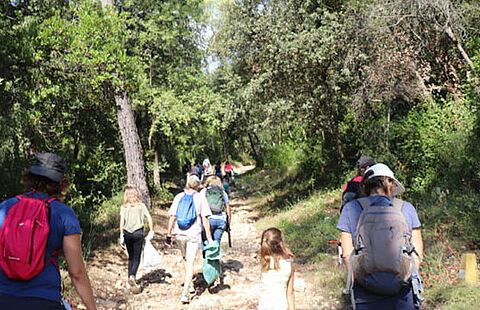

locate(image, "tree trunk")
(101, 0), (151, 207)
(221, 131), (229, 160)
(153, 149), (161, 186)
(444, 26), (479, 95)
(248, 132), (261, 166)
(116, 93), (152, 207)
(332, 124), (345, 163)
(444, 26), (475, 73)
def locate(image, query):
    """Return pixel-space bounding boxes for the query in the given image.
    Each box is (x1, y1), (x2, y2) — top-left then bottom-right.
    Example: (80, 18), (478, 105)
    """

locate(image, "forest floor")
(75, 165), (342, 310)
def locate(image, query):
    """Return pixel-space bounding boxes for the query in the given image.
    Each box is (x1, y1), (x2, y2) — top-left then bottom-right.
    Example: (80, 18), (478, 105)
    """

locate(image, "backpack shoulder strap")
(15, 194), (56, 204)
(357, 197), (372, 211)
(392, 198), (404, 212)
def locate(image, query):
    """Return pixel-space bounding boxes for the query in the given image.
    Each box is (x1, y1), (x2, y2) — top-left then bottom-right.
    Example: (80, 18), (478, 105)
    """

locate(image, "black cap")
(30, 153), (66, 182)
(357, 156), (376, 169)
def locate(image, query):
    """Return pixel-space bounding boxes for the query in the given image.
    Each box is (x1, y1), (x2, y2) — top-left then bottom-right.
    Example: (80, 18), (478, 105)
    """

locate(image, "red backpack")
(0, 195), (57, 280)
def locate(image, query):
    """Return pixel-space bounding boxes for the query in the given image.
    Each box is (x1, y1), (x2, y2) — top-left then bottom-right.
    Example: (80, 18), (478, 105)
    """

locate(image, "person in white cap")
(337, 163), (424, 310)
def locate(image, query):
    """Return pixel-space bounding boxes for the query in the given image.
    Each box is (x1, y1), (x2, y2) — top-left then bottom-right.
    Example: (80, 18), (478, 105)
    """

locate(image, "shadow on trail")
(189, 258), (244, 299)
(138, 268), (172, 286)
(222, 259), (244, 272)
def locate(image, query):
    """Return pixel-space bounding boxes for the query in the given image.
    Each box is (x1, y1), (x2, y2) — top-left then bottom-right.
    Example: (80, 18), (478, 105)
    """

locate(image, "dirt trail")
(84, 166), (326, 309)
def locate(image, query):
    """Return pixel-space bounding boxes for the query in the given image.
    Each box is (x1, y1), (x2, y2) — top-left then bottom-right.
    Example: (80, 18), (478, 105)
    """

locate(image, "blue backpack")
(176, 193), (197, 229)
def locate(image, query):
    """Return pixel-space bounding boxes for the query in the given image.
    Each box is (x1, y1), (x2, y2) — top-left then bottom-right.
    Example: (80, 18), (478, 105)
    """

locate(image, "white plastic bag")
(141, 239), (163, 269)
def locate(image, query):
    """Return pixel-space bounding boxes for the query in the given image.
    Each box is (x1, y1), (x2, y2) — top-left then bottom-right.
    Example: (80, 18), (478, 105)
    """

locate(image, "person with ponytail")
(258, 227), (295, 310)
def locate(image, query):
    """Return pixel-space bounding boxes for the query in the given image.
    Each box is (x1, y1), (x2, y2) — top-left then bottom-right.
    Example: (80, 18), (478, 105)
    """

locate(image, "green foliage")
(278, 201), (339, 262)
(390, 99), (475, 193)
(263, 142), (304, 174)
(152, 185), (175, 203)
(426, 284), (480, 310)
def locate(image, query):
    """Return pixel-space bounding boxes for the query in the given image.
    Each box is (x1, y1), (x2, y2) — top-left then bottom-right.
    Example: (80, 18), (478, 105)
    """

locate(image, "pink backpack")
(0, 195), (58, 280)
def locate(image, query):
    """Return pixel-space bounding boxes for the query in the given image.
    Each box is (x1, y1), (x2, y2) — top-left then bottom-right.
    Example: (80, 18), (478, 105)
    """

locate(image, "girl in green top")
(119, 186), (154, 293)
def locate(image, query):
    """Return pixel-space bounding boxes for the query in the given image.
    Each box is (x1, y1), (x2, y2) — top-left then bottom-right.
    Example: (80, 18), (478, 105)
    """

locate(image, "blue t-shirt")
(0, 192), (82, 302)
(337, 195), (421, 305)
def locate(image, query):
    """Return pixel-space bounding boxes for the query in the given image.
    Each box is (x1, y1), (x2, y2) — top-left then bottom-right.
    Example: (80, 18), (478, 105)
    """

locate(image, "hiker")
(257, 227), (295, 310)
(337, 163), (424, 310)
(165, 175), (213, 304)
(200, 176), (232, 252)
(182, 159), (192, 176)
(215, 161), (222, 178)
(119, 186), (154, 293)
(340, 155), (376, 213)
(203, 158), (213, 178)
(0, 153), (97, 310)
(196, 163), (204, 180)
(223, 175), (230, 195)
(224, 161), (233, 179)
(189, 164), (201, 179)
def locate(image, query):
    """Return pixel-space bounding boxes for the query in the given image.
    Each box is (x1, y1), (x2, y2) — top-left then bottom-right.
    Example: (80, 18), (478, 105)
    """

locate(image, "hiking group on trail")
(0, 152), (425, 310)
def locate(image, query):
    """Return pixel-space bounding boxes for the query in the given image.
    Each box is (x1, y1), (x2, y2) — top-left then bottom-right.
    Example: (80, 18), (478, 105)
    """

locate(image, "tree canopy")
(1, 0), (480, 241)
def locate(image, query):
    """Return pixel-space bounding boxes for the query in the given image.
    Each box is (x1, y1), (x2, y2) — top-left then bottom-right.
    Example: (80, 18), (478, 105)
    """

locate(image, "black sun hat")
(30, 153), (66, 182)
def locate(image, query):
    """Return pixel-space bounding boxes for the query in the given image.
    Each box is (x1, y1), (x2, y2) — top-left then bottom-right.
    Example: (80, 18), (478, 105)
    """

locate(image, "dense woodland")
(1, 0), (480, 254)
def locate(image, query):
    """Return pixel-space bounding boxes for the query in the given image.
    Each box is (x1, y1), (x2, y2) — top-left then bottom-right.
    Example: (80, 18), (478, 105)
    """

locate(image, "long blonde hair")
(260, 227), (294, 271)
(123, 186), (141, 207)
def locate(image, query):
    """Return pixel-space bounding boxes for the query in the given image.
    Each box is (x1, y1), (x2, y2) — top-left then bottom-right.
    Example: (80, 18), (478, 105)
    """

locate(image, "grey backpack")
(350, 197), (415, 295)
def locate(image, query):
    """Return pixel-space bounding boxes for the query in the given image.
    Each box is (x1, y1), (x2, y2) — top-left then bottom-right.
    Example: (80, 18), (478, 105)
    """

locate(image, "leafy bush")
(263, 142), (304, 175)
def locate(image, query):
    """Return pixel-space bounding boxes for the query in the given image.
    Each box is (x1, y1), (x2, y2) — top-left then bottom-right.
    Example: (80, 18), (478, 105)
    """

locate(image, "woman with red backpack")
(0, 153), (96, 310)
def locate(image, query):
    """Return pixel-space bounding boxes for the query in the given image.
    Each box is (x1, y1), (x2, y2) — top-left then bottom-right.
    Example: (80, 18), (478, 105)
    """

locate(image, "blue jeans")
(202, 217), (227, 253)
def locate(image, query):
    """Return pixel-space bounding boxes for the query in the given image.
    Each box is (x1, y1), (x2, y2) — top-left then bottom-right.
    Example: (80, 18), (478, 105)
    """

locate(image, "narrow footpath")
(83, 166), (331, 309)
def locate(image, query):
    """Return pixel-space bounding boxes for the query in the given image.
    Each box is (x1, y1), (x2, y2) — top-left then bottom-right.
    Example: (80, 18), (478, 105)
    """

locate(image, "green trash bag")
(203, 240), (221, 285)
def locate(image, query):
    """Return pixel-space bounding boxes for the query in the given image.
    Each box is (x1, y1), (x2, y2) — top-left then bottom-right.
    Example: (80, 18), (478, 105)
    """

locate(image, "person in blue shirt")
(337, 163), (424, 310)
(0, 153), (97, 310)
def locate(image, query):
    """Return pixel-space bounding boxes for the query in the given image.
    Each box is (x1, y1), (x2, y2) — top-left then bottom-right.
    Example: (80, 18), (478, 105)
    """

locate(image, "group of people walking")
(0, 152), (423, 310)
(120, 156), (238, 305)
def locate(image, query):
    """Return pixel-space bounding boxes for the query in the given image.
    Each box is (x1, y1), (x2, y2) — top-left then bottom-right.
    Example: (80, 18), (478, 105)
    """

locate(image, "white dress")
(257, 258), (292, 310)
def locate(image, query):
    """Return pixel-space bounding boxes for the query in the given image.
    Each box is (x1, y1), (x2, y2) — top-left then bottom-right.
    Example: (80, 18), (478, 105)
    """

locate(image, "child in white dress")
(258, 227), (295, 310)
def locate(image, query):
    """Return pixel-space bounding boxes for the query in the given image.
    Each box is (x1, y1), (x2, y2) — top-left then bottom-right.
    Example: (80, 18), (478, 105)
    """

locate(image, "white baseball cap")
(364, 163), (405, 196)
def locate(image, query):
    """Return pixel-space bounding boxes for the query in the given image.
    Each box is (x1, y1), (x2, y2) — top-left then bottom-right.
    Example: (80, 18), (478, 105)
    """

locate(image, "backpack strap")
(47, 249), (62, 274)
(392, 198), (404, 212)
(344, 253), (356, 310)
(356, 197), (372, 210)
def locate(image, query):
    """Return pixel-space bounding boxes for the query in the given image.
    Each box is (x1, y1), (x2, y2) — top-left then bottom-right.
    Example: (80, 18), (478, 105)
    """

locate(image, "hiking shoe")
(128, 276), (136, 288)
(180, 294), (190, 304)
(130, 284), (141, 294)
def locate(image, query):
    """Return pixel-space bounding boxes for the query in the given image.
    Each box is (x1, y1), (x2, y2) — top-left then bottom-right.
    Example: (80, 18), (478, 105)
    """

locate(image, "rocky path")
(82, 166), (325, 309)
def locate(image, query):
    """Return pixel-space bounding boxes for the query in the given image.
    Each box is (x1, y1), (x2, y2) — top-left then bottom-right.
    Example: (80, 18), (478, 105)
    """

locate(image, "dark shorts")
(354, 285), (417, 310)
(0, 293), (66, 310)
